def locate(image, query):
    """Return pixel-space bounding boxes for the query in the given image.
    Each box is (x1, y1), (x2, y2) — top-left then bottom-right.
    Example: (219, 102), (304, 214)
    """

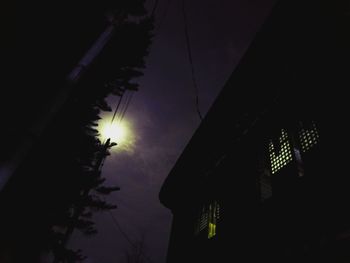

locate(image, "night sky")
(70, 0), (275, 262)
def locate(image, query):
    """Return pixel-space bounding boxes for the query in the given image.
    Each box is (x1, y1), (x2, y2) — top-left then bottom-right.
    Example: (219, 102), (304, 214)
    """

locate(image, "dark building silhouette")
(160, 0), (350, 262)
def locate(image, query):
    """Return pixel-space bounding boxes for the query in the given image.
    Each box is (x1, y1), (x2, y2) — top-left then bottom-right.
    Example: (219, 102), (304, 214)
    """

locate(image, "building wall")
(161, 0), (350, 262)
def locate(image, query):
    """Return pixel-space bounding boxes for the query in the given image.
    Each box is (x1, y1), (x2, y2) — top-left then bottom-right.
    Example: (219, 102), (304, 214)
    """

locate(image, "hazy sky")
(70, 0), (275, 262)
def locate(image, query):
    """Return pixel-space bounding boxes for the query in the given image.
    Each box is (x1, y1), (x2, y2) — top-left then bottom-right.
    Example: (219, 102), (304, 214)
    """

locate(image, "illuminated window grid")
(269, 129), (293, 174)
(199, 207), (208, 233)
(196, 201), (220, 238)
(299, 122), (319, 153)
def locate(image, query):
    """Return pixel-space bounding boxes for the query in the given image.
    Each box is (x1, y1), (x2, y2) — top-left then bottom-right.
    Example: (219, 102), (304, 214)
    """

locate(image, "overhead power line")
(181, 0), (203, 121)
(107, 210), (154, 263)
(116, 91), (129, 123)
(119, 91), (134, 123)
(109, 89), (134, 124)
(110, 91), (125, 124)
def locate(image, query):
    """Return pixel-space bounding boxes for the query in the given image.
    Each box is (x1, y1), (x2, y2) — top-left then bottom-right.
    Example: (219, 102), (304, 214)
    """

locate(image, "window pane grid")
(269, 129), (293, 174)
(196, 201), (220, 239)
(299, 122), (319, 152)
(198, 207), (208, 232)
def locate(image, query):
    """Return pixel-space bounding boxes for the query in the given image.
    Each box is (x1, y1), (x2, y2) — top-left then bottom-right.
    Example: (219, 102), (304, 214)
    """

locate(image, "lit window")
(198, 207), (208, 233)
(208, 201), (219, 239)
(208, 223), (216, 239)
(196, 201), (220, 239)
(299, 122), (319, 152)
(269, 129), (293, 174)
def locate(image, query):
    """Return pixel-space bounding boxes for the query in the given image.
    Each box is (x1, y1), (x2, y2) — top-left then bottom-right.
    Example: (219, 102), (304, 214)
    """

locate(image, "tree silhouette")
(47, 11), (154, 263)
(1, 1), (154, 262)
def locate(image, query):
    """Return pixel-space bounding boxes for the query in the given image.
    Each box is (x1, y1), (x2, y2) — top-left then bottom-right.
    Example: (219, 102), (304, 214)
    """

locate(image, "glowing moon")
(100, 122), (127, 143)
(98, 118), (136, 153)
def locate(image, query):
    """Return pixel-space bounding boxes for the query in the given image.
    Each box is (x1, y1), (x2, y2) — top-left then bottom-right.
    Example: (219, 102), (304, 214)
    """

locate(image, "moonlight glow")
(100, 122), (127, 143)
(98, 118), (136, 153)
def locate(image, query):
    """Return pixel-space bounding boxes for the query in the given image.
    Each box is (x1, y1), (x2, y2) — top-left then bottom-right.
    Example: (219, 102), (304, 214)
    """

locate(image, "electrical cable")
(110, 91), (125, 124)
(181, 0), (203, 121)
(115, 90), (129, 123)
(106, 209), (154, 263)
(97, 2), (167, 260)
(119, 91), (134, 123)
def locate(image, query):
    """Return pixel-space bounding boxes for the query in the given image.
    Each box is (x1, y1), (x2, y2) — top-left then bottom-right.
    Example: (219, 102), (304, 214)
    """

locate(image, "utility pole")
(0, 13), (125, 191)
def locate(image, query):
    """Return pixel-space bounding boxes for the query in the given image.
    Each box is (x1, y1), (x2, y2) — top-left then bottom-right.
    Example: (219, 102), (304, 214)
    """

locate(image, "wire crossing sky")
(71, 0), (276, 262)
